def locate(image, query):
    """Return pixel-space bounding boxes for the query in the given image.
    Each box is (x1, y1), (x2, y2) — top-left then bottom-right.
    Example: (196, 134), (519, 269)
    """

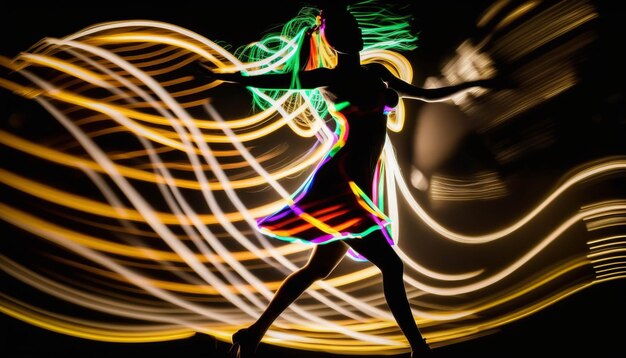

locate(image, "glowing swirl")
(1, 3), (624, 354)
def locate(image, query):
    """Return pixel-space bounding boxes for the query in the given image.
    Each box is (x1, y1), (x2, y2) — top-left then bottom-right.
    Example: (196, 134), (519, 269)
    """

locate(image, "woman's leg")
(245, 241), (348, 344)
(343, 232), (428, 352)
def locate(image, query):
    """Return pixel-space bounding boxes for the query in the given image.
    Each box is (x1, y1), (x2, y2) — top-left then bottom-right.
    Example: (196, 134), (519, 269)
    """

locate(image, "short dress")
(255, 66), (397, 261)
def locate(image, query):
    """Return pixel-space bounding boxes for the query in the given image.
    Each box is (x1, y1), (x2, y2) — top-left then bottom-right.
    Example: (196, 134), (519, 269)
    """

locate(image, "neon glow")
(1, 0), (624, 355)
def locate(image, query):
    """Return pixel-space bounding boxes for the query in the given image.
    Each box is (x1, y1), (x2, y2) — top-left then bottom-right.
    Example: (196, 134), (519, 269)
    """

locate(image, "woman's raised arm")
(367, 63), (501, 102)
(197, 63), (334, 90)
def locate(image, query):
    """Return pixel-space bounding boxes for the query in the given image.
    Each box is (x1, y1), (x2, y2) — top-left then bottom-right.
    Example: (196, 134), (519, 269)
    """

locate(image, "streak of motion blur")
(1, 0), (624, 355)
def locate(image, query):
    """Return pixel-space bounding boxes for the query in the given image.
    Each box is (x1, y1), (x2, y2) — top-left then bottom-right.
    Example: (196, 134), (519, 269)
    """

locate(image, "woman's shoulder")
(362, 62), (390, 75)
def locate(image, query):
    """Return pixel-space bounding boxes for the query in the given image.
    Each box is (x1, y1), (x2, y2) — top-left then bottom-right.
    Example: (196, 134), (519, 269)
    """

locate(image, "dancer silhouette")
(199, 2), (497, 357)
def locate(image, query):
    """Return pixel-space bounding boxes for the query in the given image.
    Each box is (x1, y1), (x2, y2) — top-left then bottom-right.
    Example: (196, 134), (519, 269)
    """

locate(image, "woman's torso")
(318, 65), (395, 191)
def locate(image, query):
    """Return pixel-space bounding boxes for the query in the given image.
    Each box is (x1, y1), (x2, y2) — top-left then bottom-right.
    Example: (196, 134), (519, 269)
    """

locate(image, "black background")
(1, 1), (625, 357)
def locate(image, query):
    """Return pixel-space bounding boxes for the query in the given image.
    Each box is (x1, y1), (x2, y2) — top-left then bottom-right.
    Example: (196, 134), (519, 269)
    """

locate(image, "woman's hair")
(348, 1), (418, 52)
(235, 0), (418, 125)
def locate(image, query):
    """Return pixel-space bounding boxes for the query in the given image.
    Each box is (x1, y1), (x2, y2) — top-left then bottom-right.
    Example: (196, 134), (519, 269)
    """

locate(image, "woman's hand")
(195, 61), (240, 82)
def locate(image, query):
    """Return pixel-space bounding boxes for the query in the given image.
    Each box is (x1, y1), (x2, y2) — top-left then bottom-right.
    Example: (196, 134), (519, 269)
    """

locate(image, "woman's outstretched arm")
(367, 63), (501, 102)
(197, 63), (334, 90)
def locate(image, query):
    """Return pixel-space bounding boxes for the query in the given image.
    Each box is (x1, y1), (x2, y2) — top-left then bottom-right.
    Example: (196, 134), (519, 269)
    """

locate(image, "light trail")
(1, 1), (624, 353)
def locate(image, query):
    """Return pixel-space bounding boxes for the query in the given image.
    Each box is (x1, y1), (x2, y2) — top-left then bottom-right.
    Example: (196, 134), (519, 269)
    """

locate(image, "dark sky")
(1, 1), (625, 357)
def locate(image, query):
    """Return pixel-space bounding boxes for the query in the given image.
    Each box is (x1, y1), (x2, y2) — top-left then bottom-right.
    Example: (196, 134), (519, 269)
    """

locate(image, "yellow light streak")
(1, 9), (624, 354)
(0, 129), (328, 190)
(17, 53), (111, 88)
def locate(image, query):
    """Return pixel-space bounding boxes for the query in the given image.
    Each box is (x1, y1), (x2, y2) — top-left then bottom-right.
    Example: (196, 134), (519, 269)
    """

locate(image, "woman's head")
(320, 6), (364, 54)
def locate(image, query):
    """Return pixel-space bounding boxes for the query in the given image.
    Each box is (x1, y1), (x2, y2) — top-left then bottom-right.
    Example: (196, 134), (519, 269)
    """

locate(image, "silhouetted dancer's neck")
(335, 52), (361, 70)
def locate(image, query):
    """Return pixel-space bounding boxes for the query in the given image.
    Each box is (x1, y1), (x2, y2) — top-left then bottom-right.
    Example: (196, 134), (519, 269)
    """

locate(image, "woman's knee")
(299, 263), (335, 281)
(378, 253), (404, 277)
